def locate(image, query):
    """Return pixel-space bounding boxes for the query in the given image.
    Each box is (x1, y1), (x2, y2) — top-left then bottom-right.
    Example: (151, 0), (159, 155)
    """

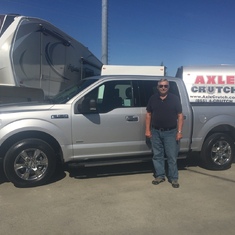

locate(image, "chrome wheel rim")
(211, 140), (232, 166)
(14, 148), (48, 181)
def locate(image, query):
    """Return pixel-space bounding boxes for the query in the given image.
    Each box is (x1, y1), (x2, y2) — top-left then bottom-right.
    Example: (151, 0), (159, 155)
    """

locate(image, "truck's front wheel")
(200, 133), (235, 170)
(3, 138), (56, 187)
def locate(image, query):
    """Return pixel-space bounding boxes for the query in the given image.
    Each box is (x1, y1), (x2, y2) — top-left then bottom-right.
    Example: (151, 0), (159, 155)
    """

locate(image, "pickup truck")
(0, 75), (234, 187)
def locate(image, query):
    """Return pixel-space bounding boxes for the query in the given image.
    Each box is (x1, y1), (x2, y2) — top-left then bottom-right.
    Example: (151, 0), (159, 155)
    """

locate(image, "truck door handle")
(126, 116), (139, 122)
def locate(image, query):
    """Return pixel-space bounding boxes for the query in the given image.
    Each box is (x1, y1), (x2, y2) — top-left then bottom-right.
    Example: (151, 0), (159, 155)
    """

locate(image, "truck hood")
(0, 102), (55, 114)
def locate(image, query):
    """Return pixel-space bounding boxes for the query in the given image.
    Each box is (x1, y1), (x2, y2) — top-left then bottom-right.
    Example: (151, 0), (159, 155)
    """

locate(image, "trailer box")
(176, 65), (235, 103)
(101, 65), (166, 76)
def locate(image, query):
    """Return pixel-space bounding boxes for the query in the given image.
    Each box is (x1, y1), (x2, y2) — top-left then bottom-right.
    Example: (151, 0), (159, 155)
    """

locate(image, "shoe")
(171, 180), (180, 188)
(152, 177), (165, 185)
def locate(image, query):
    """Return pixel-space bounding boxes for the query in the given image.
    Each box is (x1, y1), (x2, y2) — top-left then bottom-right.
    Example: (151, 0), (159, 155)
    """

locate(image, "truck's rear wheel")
(3, 138), (56, 187)
(200, 133), (235, 170)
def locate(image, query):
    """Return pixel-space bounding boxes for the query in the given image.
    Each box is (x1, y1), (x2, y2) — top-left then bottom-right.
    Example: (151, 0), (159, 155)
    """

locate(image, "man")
(145, 78), (184, 188)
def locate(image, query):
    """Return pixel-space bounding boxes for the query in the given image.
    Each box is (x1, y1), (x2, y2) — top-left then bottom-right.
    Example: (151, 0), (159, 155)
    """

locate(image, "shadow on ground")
(0, 163), (8, 185)
(0, 155), (200, 186)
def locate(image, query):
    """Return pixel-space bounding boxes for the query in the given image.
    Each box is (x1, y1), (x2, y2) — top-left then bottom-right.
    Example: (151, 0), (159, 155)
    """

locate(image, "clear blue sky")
(1, 0), (235, 76)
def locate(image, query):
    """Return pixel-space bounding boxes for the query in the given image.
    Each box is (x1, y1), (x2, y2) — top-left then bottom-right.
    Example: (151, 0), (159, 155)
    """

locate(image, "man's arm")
(176, 112), (184, 140)
(145, 112), (152, 138)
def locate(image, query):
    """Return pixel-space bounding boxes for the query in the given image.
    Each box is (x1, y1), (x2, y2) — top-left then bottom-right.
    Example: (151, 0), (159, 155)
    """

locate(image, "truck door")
(71, 80), (151, 159)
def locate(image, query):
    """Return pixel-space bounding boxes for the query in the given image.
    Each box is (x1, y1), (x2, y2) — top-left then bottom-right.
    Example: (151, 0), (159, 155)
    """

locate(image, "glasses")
(158, 85), (169, 89)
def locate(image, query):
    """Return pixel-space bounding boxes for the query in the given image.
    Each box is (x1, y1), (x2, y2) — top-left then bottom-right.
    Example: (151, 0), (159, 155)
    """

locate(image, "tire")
(200, 133), (235, 170)
(3, 138), (56, 187)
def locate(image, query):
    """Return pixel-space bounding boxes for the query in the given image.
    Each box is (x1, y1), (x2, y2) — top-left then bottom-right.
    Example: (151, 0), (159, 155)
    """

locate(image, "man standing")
(145, 78), (184, 188)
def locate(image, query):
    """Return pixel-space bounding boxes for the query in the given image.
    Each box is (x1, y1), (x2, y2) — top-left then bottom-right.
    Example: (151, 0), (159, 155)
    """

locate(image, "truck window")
(76, 80), (134, 114)
(139, 80), (180, 107)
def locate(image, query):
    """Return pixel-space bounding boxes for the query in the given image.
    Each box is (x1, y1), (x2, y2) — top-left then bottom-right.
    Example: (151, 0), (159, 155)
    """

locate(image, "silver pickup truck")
(0, 75), (234, 187)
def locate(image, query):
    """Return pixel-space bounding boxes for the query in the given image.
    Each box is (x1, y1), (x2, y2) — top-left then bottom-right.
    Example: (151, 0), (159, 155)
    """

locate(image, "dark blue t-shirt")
(146, 92), (182, 128)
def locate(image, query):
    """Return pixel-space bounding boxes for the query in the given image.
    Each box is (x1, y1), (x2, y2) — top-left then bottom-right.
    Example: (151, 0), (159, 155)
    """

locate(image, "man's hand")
(176, 132), (183, 141)
(145, 130), (152, 138)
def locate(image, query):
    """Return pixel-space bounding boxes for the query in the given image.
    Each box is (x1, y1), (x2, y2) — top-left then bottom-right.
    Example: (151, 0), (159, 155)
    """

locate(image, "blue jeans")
(151, 128), (179, 181)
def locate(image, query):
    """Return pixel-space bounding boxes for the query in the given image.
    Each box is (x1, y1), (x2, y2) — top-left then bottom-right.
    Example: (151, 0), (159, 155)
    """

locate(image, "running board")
(67, 153), (188, 168)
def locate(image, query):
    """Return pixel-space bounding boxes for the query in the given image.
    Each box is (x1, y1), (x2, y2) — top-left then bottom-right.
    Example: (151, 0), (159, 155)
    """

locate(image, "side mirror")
(77, 98), (97, 114)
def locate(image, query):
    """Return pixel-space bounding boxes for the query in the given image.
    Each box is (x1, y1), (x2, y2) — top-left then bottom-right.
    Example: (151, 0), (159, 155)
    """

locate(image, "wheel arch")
(204, 124), (235, 143)
(0, 131), (64, 164)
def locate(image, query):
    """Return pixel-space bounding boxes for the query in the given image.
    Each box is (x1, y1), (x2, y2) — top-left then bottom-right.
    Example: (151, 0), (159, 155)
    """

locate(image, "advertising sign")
(179, 66), (235, 103)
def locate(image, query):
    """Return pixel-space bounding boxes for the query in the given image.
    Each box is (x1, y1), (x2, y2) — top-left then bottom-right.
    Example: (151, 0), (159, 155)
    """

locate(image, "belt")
(152, 126), (176, 131)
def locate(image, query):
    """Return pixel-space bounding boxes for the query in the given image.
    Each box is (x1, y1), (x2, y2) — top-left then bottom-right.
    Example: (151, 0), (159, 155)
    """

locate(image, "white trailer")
(176, 65), (235, 103)
(0, 14), (102, 98)
(101, 65), (166, 76)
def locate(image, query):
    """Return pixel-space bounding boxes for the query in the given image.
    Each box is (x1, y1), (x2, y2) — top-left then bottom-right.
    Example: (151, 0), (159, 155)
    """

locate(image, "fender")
(191, 113), (235, 151)
(0, 118), (74, 161)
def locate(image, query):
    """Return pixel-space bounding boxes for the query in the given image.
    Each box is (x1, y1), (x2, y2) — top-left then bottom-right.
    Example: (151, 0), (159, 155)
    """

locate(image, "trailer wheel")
(3, 138), (56, 187)
(200, 133), (235, 170)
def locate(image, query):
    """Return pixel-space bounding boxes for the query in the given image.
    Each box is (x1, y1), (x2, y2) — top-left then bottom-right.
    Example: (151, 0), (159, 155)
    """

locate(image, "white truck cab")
(101, 65), (166, 76)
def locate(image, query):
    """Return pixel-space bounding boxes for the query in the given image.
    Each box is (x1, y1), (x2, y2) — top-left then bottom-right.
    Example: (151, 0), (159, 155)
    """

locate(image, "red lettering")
(227, 76), (235, 84)
(207, 76), (216, 84)
(195, 75), (235, 85)
(217, 76), (225, 84)
(194, 76), (205, 84)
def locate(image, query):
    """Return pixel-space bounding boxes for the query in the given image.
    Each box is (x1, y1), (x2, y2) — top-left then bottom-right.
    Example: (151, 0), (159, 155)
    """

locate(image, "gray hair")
(158, 78), (169, 84)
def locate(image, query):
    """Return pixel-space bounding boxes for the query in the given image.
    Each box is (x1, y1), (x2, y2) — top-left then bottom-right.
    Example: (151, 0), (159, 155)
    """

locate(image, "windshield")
(50, 78), (97, 104)
(0, 15), (4, 28)
(0, 14), (16, 37)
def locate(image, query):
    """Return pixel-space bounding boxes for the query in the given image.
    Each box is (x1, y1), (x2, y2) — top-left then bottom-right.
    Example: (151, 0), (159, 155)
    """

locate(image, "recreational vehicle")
(0, 14), (102, 97)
